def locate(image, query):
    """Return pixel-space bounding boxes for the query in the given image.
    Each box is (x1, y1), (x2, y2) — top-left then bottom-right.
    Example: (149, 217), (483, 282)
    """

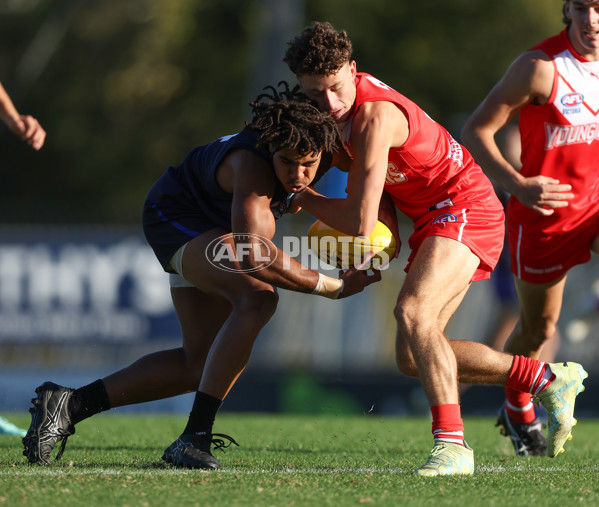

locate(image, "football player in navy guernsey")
(22, 83), (381, 469)
(462, 0), (598, 457)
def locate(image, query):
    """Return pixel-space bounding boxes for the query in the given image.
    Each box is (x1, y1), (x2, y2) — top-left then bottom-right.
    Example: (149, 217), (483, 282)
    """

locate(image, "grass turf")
(0, 412), (597, 506)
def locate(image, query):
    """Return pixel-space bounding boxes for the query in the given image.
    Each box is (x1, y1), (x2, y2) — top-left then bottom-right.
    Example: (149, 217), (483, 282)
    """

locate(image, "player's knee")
(534, 322), (557, 349)
(393, 301), (427, 340)
(521, 319), (557, 350)
(235, 289), (279, 323)
(393, 302), (410, 330)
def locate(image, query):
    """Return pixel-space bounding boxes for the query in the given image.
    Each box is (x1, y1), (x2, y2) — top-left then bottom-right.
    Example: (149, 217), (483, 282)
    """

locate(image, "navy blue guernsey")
(146, 128), (286, 231)
(143, 127), (331, 272)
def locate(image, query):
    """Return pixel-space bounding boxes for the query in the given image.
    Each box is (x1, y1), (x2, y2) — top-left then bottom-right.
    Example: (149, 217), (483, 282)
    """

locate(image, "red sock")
(505, 356), (555, 423)
(431, 404), (465, 446)
(506, 355), (555, 394)
(504, 387), (535, 424)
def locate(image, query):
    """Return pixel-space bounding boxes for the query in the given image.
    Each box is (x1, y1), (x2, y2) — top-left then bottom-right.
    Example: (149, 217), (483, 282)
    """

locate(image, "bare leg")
(104, 228), (279, 406)
(177, 231), (278, 400)
(395, 237), (517, 391)
(505, 275), (566, 358)
(395, 236), (480, 405)
(398, 338), (513, 385)
(102, 288), (231, 407)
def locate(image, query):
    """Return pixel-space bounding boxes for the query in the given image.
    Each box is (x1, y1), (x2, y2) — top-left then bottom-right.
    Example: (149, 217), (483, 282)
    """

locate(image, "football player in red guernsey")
(462, 0), (598, 457)
(285, 21), (587, 475)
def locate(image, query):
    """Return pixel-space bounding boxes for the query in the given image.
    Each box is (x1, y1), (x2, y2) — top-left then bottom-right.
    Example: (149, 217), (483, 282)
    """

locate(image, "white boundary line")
(1, 465), (597, 477)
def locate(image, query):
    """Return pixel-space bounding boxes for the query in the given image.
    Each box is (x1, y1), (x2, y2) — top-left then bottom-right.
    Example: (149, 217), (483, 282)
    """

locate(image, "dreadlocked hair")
(248, 81), (340, 156)
(284, 21), (352, 76)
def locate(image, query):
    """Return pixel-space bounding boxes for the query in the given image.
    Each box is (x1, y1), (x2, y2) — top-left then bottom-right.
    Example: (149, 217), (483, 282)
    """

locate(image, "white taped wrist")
(312, 272), (324, 295)
(312, 272), (343, 299)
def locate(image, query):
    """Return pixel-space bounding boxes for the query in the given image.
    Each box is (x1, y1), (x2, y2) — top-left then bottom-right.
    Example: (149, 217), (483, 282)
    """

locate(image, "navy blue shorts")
(142, 199), (220, 273)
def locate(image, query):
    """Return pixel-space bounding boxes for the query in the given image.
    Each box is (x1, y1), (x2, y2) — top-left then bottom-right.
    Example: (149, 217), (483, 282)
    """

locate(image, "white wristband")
(311, 272), (344, 299)
(312, 272), (324, 295)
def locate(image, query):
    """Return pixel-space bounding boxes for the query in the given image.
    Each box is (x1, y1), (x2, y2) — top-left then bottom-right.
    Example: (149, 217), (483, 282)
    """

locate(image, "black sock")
(69, 379), (111, 425)
(183, 391), (222, 436)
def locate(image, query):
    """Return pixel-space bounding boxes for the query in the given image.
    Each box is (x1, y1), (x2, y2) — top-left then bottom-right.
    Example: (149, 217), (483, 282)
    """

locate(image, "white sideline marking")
(1, 465), (597, 476)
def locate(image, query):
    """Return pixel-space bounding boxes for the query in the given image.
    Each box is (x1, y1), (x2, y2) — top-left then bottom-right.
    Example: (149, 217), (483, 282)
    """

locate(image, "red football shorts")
(405, 205), (505, 282)
(508, 214), (599, 284)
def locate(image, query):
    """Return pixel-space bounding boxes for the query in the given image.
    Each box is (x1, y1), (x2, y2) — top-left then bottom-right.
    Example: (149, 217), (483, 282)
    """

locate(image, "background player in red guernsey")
(284, 21), (588, 476)
(462, 0), (598, 457)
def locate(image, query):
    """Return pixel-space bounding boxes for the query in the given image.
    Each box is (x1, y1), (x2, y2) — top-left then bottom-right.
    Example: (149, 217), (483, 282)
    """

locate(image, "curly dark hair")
(283, 21), (352, 76)
(248, 81), (340, 156)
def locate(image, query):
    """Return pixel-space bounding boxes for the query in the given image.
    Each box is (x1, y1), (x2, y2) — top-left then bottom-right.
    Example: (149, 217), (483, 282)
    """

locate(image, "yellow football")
(307, 219), (397, 269)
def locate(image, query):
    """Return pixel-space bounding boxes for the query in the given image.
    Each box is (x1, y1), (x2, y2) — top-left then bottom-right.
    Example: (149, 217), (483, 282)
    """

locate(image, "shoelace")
(210, 433), (240, 452)
(429, 443), (450, 456)
(55, 435), (70, 461)
(47, 424), (75, 461)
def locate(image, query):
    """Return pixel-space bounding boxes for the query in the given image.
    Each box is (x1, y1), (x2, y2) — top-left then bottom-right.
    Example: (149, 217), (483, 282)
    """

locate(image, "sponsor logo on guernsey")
(560, 92), (582, 114)
(427, 198), (454, 212)
(364, 75), (392, 91)
(545, 122), (599, 149)
(218, 133), (238, 143)
(561, 92), (584, 107)
(524, 264), (563, 275)
(447, 135), (464, 167)
(431, 213), (458, 225)
(385, 161), (407, 185)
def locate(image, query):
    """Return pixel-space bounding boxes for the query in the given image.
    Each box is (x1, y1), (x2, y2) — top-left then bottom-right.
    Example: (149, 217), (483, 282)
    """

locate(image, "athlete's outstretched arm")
(230, 152), (380, 298)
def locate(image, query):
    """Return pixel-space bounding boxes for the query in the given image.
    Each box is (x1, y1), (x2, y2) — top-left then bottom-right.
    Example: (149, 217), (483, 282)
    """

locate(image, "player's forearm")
(0, 84), (21, 128)
(462, 128), (523, 195)
(243, 248), (343, 299)
(294, 187), (376, 237)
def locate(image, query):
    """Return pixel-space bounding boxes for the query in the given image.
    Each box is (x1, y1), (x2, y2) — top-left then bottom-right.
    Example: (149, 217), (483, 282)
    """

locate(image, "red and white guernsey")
(510, 29), (599, 234)
(343, 73), (500, 223)
(342, 73), (504, 280)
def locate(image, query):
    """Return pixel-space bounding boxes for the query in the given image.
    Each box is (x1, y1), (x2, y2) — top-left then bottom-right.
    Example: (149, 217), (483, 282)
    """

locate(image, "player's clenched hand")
(13, 115), (46, 150)
(514, 175), (574, 216)
(337, 265), (382, 298)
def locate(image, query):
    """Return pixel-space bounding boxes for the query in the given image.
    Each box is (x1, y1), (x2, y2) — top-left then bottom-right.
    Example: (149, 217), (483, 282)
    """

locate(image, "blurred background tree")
(0, 0), (563, 224)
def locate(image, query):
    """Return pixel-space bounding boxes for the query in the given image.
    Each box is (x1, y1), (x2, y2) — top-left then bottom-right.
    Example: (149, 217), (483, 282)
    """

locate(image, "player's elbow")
(460, 122), (477, 149)
(461, 119), (492, 154)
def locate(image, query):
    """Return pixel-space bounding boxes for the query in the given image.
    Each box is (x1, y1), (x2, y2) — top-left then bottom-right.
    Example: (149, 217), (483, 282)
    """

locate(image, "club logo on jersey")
(385, 162), (407, 185)
(205, 233), (277, 273)
(270, 201), (286, 219)
(431, 213), (458, 225)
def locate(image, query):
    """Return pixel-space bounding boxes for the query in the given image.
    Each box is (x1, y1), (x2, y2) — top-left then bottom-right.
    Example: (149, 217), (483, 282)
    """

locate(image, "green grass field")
(1, 412), (597, 506)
